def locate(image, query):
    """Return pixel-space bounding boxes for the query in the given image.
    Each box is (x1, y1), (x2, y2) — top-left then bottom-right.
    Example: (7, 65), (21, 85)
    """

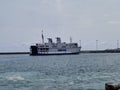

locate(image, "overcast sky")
(0, 0), (120, 51)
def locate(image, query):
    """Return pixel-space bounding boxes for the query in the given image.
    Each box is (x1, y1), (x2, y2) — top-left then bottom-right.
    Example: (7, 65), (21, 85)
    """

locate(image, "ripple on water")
(0, 54), (120, 90)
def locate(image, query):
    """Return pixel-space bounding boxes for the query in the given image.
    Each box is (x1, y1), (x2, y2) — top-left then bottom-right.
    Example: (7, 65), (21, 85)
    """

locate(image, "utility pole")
(79, 40), (81, 47)
(117, 40), (119, 49)
(96, 40), (98, 51)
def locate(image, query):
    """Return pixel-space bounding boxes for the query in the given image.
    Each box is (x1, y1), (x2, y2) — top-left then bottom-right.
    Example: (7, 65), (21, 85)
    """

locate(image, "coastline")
(0, 50), (120, 55)
(0, 52), (29, 55)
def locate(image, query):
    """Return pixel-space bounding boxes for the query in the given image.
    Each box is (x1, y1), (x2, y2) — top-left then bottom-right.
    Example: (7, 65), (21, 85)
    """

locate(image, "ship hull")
(30, 52), (80, 56)
(30, 46), (81, 56)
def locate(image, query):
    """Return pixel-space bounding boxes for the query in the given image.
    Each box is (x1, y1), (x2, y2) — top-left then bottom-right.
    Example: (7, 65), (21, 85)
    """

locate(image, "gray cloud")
(0, 0), (120, 51)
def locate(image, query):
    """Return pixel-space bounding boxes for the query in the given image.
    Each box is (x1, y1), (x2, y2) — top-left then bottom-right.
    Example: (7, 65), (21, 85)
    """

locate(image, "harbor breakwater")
(81, 50), (120, 53)
(0, 50), (120, 55)
(0, 52), (29, 55)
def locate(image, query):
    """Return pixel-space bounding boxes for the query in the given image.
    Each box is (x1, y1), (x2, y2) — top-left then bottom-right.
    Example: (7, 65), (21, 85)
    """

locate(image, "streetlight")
(79, 40), (81, 47)
(117, 40), (119, 49)
(96, 40), (98, 51)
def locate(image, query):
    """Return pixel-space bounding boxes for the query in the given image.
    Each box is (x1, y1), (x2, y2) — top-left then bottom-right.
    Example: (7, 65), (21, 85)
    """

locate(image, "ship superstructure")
(30, 32), (81, 55)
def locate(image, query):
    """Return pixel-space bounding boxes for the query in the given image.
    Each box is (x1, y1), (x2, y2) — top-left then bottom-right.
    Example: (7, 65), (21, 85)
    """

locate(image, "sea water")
(0, 53), (120, 90)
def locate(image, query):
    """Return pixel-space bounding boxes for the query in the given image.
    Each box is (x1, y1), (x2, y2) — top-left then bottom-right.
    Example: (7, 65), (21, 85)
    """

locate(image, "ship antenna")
(79, 40), (81, 47)
(70, 36), (72, 43)
(42, 30), (44, 44)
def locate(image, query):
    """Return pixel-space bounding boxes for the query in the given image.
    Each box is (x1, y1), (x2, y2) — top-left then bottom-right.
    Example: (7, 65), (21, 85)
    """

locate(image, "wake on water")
(6, 75), (25, 81)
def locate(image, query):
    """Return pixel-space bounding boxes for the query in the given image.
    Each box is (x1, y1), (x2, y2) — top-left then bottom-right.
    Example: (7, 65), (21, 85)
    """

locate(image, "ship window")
(62, 46), (66, 48)
(58, 49), (66, 51)
(74, 43), (78, 47)
(39, 48), (49, 52)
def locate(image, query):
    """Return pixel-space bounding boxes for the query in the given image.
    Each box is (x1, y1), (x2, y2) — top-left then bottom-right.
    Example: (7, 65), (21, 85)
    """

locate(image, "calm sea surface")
(0, 53), (120, 90)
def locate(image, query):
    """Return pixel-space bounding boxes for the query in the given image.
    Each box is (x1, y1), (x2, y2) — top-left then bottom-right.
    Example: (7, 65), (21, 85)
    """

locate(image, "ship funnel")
(41, 30), (44, 44)
(48, 38), (53, 43)
(56, 37), (61, 43)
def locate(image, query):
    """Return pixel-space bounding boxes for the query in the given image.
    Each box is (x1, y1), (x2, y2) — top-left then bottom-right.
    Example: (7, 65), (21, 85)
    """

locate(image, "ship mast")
(70, 36), (72, 43)
(42, 30), (44, 44)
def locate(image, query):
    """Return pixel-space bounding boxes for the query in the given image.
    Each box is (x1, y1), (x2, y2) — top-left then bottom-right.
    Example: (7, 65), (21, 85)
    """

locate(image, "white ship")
(30, 32), (81, 55)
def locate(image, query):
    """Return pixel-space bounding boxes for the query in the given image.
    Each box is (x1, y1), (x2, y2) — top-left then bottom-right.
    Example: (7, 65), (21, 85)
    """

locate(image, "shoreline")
(0, 52), (29, 55)
(0, 50), (120, 55)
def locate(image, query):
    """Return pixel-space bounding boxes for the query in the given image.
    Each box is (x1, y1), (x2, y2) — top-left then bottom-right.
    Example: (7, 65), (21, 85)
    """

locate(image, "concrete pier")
(105, 83), (120, 90)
